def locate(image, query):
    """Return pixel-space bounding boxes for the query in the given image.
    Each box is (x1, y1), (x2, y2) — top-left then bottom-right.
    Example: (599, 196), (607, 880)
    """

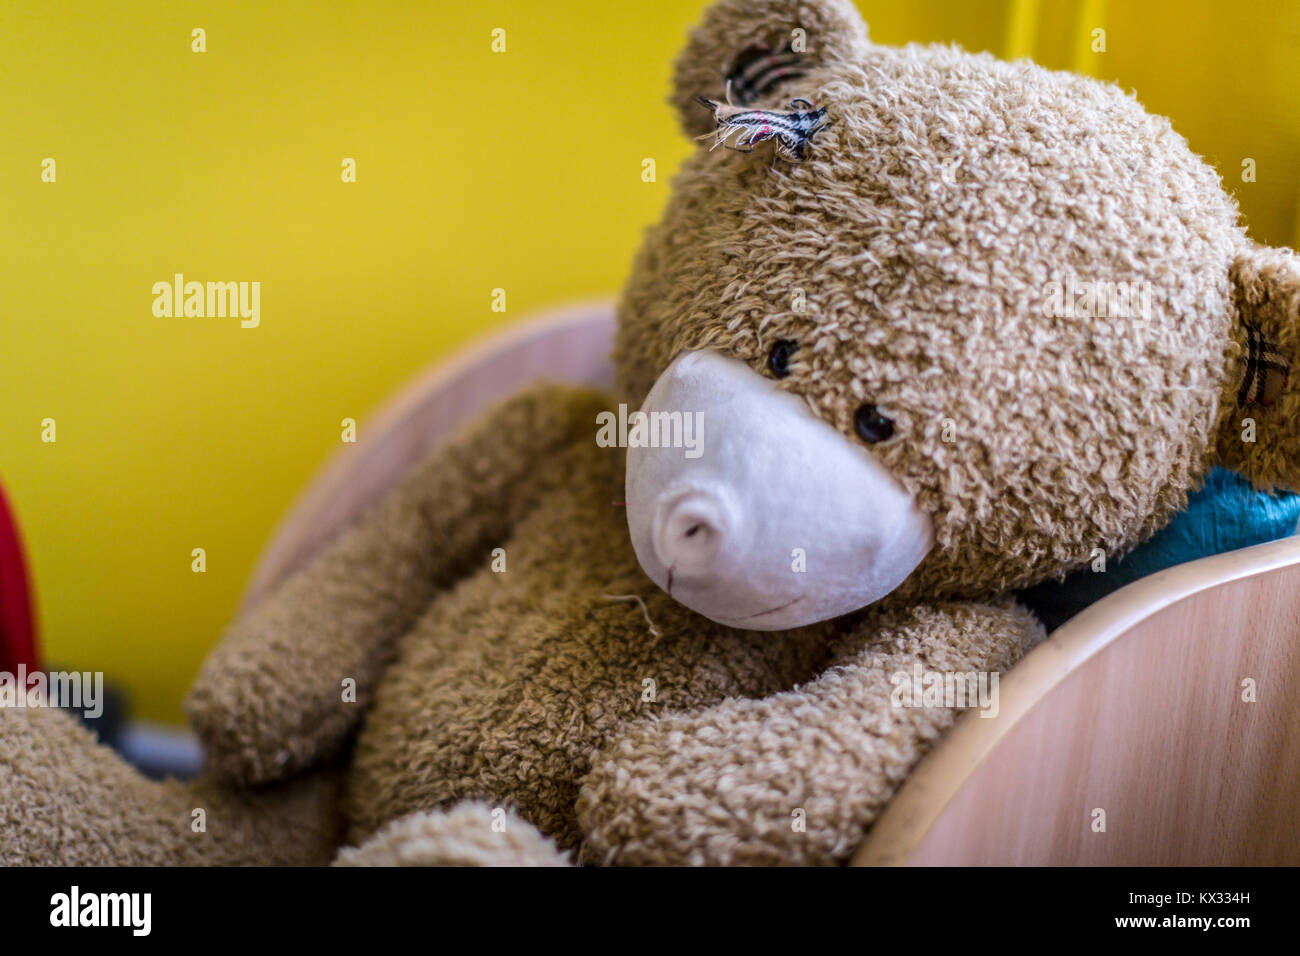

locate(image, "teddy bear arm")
(576, 600), (1044, 865)
(186, 382), (613, 786)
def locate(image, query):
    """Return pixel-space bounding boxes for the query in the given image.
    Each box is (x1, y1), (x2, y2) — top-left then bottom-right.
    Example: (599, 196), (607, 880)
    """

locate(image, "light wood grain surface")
(856, 535), (1300, 865)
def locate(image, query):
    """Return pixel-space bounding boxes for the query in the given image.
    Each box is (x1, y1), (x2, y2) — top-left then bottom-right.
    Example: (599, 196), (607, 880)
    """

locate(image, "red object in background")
(0, 483), (39, 674)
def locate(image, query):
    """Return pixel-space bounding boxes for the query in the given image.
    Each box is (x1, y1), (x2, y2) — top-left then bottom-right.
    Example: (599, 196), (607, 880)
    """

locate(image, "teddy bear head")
(614, 0), (1300, 629)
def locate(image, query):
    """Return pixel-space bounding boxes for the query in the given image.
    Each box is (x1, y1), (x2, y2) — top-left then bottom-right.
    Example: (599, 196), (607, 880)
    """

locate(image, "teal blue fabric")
(1016, 468), (1300, 633)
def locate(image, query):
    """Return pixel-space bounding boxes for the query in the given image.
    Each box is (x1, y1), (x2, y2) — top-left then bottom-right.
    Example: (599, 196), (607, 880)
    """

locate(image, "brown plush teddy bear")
(3, 0), (1298, 867)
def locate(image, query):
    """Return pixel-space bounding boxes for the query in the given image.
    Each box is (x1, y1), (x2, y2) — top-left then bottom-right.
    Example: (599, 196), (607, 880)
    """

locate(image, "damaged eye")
(768, 339), (798, 379)
(854, 403), (895, 443)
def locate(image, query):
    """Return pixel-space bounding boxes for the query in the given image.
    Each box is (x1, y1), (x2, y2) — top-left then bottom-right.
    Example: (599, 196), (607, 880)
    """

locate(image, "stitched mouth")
(716, 596), (802, 626)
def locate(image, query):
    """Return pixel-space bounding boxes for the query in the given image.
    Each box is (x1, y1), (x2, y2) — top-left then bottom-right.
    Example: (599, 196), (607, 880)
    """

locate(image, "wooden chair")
(241, 303), (1300, 865)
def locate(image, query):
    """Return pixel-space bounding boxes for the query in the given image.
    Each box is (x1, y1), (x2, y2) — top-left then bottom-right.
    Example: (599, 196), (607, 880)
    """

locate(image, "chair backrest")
(854, 532), (1300, 865)
(240, 302), (616, 613)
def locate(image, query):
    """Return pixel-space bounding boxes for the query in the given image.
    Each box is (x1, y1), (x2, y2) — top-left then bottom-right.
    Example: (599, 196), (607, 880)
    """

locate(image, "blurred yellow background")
(3, 0), (1298, 722)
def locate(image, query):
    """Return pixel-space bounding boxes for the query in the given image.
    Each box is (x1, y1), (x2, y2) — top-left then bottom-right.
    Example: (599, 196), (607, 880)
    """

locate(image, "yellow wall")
(3, 0), (1296, 722)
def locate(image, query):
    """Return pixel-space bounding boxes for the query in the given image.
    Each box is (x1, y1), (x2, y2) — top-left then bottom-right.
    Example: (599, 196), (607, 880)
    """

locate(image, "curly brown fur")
(0, 707), (342, 865)
(577, 601), (1043, 865)
(1216, 244), (1300, 490)
(335, 803), (571, 867)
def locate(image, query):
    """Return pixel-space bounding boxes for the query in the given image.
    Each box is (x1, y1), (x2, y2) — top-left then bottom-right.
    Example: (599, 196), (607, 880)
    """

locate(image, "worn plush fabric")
(0, 705), (342, 866)
(576, 600), (1043, 865)
(334, 803), (570, 867)
(1018, 468), (1300, 632)
(4, 0), (1300, 867)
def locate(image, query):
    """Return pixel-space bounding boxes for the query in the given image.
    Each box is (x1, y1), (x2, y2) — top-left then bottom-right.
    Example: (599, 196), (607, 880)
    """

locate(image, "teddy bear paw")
(334, 802), (572, 867)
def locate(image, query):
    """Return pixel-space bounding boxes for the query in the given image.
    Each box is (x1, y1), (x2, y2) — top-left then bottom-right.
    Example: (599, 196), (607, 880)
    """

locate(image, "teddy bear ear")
(1214, 243), (1300, 491)
(671, 0), (870, 138)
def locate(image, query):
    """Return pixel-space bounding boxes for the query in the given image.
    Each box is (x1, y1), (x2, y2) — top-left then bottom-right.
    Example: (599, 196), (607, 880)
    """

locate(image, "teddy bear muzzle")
(624, 349), (935, 630)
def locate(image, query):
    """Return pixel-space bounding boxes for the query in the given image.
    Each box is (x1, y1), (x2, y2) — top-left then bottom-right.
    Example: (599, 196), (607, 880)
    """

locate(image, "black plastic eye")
(768, 339), (798, 379)
(854, 403), (895, 443)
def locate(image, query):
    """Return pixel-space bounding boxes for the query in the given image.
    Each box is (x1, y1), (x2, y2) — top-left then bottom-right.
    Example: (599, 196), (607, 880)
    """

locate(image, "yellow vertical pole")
(1004, 0), (1042, 60)
(1071, 0), (1109, 76)
(1292, 190), (1300, 251)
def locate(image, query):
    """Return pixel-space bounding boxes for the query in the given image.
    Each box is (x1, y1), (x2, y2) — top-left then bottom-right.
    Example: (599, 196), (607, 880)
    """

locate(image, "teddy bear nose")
(652, 490), (734, 581)
(624, 348), (935, 631)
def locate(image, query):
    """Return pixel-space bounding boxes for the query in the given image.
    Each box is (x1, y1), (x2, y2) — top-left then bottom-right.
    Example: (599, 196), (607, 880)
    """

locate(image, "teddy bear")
(3, 0), (1298, 867)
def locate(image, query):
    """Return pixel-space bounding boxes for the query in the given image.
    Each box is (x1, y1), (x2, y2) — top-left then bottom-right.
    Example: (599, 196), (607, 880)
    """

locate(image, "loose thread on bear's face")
(599, 593), (661, 638)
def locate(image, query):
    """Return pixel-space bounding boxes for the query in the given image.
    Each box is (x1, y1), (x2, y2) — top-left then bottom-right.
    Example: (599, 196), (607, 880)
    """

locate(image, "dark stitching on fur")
(696, 95), (830, 162)
(726, 46), (808, 104)
(1238, 322), (1289, 407)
